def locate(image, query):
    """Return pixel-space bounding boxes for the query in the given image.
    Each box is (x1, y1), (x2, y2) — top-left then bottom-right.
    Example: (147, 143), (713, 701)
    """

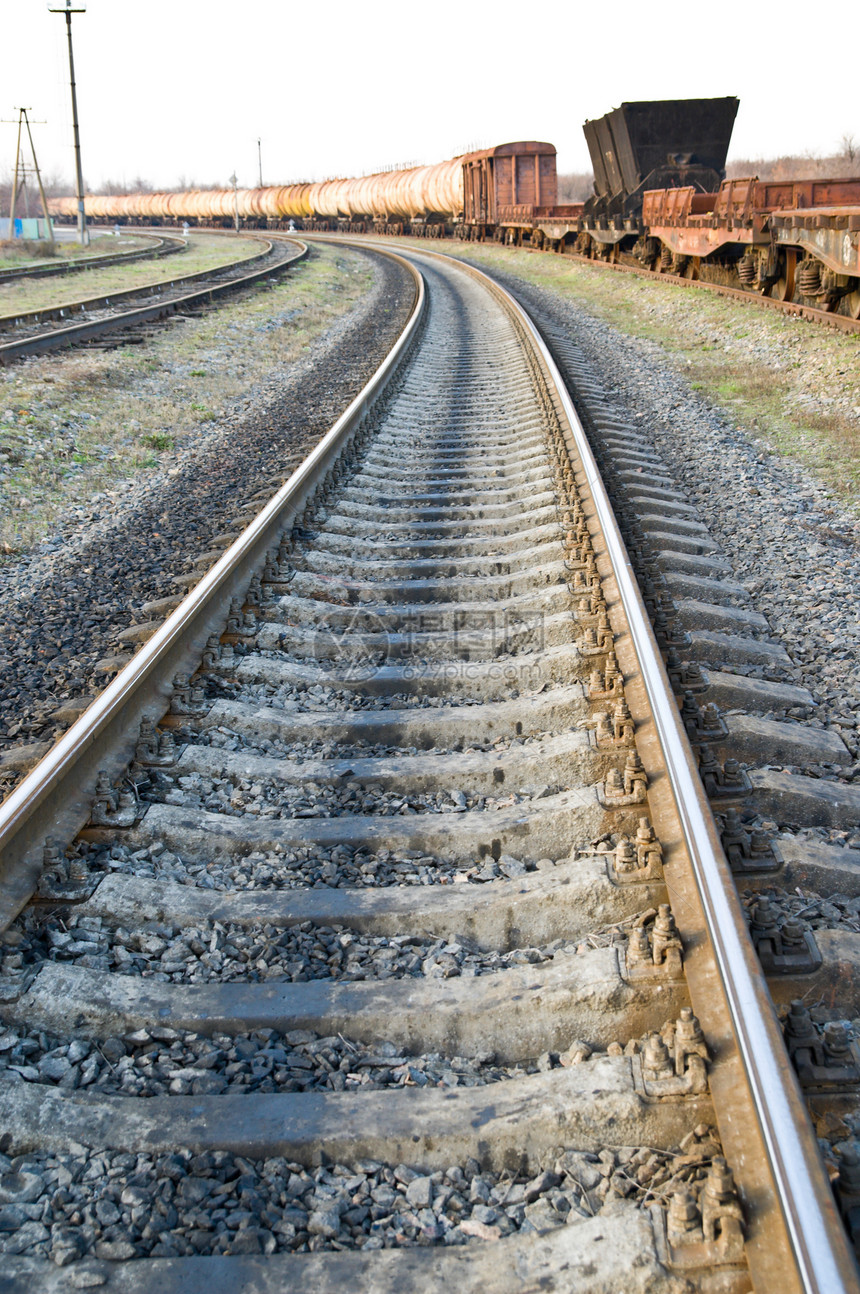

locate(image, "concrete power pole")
(229, 173), (239, 232)
(48, 0), (89, 246)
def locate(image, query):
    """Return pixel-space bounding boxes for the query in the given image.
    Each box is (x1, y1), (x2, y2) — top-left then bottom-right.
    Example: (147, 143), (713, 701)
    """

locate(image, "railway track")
(0, 232), (185, 285)
(0, 242), (856, 1290)
(557, 248), (860, 335)
(0, 237), (304, 365)
(393, 233), (860, 335)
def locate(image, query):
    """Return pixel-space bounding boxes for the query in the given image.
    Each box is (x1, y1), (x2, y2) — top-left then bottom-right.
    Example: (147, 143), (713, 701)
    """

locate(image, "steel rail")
(1, 229), (852, 1287)
(343, 235), (859, 1292)
(549, 247), (860, 334)
(0, 236), (274, 331)
(319, 230), (860, 334)
(0, 232), (185, 284)
(0, 238), (307, 365)
(465, 259), (858, 1291)
(0, 243), (423, 926)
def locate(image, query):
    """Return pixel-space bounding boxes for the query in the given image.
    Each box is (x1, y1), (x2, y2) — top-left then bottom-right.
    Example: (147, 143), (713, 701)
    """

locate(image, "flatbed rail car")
(636, 177), (860, 316)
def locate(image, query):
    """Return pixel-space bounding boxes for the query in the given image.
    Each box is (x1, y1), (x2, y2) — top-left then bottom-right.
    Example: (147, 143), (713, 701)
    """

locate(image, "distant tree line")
(556, 172), (593, 203)
(726, 136), (858, 181)
(0, 172), (226, 216)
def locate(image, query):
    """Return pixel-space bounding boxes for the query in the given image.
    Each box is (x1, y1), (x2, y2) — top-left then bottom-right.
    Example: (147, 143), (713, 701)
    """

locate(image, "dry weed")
(0, 233), (259, 316)
(0, 245), (372, 555)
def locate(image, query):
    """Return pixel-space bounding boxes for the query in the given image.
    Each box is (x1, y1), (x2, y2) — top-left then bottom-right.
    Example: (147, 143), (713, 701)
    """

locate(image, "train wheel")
(765, 248), (797, 302)
(845, 281), (860, 319)
(683, 257), (700, 281)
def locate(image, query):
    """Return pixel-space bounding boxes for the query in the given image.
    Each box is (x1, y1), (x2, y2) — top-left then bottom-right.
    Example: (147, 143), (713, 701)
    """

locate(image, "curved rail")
(352, 236), (858, 1294)
(315, 229), (860, 335)
(0, 243), (423, 924)
(0, 236), (273, 331)
(0, 237), (307, 364)
(0, 233), (855, 1291)
(0, 232), (186, 284)
(503, 268), (857, 1294)
(562, 249), (860, 335)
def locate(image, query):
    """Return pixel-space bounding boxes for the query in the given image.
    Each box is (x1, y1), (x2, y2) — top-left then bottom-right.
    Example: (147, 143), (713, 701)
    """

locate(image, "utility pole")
(24, 110), (54, 242)
(7, 112), (23, 241)
(229, 172), (239, 232)
(257, 137), (263, 188)
(4, 109), (54, 242)
(48, 0), (89, 246)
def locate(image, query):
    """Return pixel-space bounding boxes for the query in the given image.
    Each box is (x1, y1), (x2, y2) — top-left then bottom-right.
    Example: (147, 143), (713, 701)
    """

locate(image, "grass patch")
(406, 239), (860, 510)
(0, 234), (155, 272)
(0, 233), (262, 317)
(0, 244), (373, 556)
(142, 432), (174, 451)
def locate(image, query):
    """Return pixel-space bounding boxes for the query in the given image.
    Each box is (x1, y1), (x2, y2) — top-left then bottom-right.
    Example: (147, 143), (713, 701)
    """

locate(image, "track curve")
(0, 237), (305, 364)
(0, 241), (855, 1291)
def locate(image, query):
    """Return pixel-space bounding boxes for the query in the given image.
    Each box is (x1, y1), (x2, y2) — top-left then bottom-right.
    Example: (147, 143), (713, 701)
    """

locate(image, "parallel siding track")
(0, 233), (185, 285)
(0, 237), (305, 365)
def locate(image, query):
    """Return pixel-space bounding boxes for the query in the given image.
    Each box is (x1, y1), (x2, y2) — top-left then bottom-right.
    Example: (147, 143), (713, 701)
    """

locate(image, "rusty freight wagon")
(579, 97), (740, 252)
(639, 175), (860, 316)
(460, 141), (557, 240)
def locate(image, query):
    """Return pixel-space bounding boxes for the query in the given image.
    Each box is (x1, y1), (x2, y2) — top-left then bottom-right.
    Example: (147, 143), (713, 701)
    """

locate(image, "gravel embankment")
(60, 834), (564, 892)
(0, 249), (414, 794)
(0, 1023), (542, 1098)
(140, 764), (562, 822)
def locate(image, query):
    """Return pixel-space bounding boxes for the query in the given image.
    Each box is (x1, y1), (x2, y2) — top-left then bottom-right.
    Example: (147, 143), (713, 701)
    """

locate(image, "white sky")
(4, 0), (858, 193)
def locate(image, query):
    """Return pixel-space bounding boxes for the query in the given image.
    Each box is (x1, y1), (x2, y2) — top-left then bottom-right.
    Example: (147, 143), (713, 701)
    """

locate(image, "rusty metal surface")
(758, 178), (860, 209)
(638, 176), (860, 275)
(565, 246), (860, 333)
(582, 99), (738, 229)
(587, 99), (738, 200)
(646, 223), (756, 257)
(772, 216), (860, 277)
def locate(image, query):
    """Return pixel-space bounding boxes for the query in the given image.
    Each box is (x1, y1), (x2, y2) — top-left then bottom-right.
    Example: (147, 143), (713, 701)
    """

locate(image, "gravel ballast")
(0, 1127), (723, 1261)
(454, 254), (860, 755)
(0, 246), (414, 795)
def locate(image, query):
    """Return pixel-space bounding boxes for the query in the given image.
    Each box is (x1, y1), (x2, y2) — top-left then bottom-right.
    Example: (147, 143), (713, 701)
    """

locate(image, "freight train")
(48, 99), (860, 320)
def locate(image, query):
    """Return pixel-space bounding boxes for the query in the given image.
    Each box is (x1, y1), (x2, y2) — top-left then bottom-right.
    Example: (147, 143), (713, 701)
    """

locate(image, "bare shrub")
(557, 172), (593, 203)
(726, 149), (859, 182)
